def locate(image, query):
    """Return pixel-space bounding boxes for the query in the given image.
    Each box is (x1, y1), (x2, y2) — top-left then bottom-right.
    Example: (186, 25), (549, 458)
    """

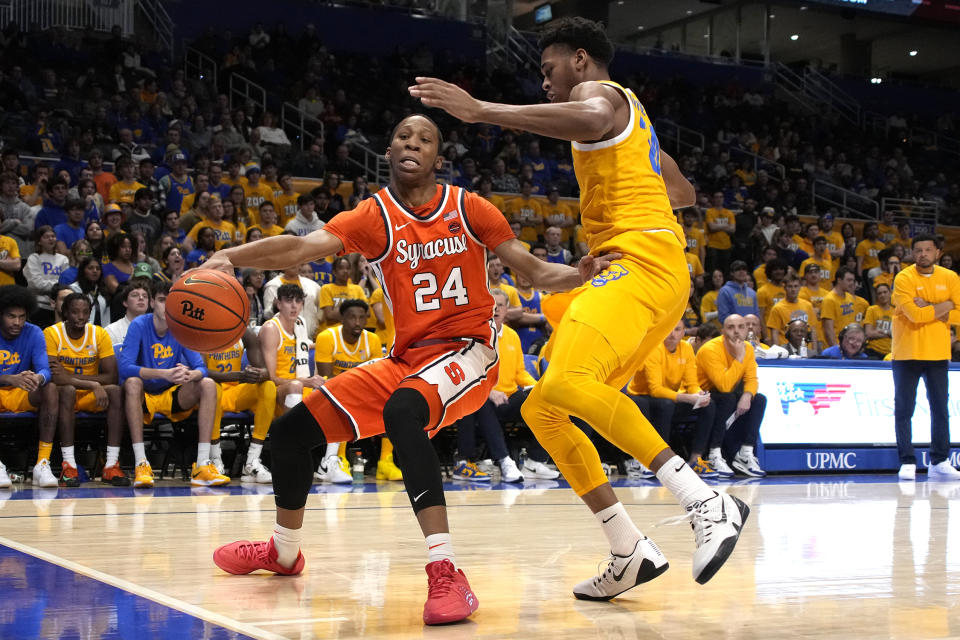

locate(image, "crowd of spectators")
(1, 17), (959, 485)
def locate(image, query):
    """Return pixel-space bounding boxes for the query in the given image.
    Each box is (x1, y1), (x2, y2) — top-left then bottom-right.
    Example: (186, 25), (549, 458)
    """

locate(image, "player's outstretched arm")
(495, 239), (617, 293)
(204, 229), (344, 273)
(409, 77), (616, 142)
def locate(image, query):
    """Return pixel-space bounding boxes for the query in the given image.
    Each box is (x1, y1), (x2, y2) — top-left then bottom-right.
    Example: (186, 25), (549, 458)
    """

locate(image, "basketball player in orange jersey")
(205, 114), (613, 625)
(411, 16), (750, 599)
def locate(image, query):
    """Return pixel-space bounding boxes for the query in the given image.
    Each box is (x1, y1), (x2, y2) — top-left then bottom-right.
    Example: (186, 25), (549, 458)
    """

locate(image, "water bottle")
(351, 450), (364, 484)
(800, 344), (808, 358)
(518, 447), (527, 468)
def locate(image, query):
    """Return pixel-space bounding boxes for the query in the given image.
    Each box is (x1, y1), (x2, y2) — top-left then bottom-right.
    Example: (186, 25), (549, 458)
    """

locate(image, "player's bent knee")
(271, 403), (324, 454)
(124, 377), (143, 394)
(383, 388), (430, 442)
(58, 384), (77, 398)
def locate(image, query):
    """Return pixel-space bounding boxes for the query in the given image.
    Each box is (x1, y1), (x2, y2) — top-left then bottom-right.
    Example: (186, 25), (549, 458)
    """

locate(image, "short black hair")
(389, 114), (444, 148)
(834, 266), (856, 284)
(297, 193), (313, 206)
(119, 279), (151, 304)
(764, 258), (788, 278)
(61, 292), (90, 316)
(339, 298), (369, 316)
(0, 285), (37, 317)
(151, 279), (171, 298)
(276, 283), (305, 303)
(258, 200), (275, 211)
(537, 16), (614, 66)
(106, 231), (131, 261)
(730, 260), (748, 273)
(912, 232), (941, 249)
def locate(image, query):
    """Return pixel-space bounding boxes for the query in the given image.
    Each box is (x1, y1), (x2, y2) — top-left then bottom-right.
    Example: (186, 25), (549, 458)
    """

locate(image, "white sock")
(246, 442), (263, 466)
(594, 502), (643, 556)
(210, 442), (222, 462)
(105, 446), (120, 468)
(61, 446), (76, 467)
(197, 442), (211, 467)
(708, 447), (722, 461)
(739, 444), (754, 458)
(425, 532), (456, 566)
(656, 455), (717, 511)
(284, 393), (302, 408)
(325, 443), (339, 458)
(272, 523), (302, 569)
(132, 442), (147, 465)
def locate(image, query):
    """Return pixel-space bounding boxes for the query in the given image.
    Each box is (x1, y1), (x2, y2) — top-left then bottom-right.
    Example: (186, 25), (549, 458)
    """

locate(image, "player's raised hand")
(409, 77), (484, 123)
(577, 252), (622, 282)
(198, 251), (235, 276)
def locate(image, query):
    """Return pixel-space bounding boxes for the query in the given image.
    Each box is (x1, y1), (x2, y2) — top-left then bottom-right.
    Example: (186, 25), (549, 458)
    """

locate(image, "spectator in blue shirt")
(717, 260), (760, 324)
(118, 280), (229, 488)
(34, 176), (69, 229)
(820, 323), (868, 360)
(54, 199), (86, 254)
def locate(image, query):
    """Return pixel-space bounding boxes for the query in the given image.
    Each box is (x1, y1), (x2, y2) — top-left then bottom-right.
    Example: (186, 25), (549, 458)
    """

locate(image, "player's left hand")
(577, 252), (622, 282)
(409, 77), (484, 123)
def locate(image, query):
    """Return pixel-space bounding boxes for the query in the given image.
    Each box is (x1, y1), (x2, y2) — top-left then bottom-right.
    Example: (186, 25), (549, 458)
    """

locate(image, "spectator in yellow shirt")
(767, 275), (820, 348)
(504, 180), (544, 243)
(249, 201), (285, 238)
(863, 282), (893, 359)
(891, 234), (960, 480)
(798, 263), (830, 319)
(242, 165), (275, 224)
(626, 321), (718, 479)
(681, 208), (706, 267)
(696, 314), (767, 477)
(185, 198), (237, 250)
(107, 157), (145, 205)
(756, 259), (787, 324)
(818, 213), (845, 262)
(856, 222), (886, 279)
(705, 192), (735, 273)
(872, 249), (900, 291)
(877, 210), (898, 245)
(753, 246), (777, 289)
(274, 173), (301, 226)
(821, 267), (859, 346)
(542, 186), (575, 242)
(317, 257), (367, 331)
(799, 236), (834, 284)
(700, 269), (724, 329)
(486, 254), (522, 323)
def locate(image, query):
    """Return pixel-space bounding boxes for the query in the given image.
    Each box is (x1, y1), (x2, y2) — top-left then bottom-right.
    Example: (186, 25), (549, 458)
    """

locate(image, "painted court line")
(249, 616), (350, 626)
(0, 535), (285, 640)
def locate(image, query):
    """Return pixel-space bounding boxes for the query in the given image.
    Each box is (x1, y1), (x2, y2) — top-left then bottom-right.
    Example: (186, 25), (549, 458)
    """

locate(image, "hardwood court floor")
(0, 476), (958, 639)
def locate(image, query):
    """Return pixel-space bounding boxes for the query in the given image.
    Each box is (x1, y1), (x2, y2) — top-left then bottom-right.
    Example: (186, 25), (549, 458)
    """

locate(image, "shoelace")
(655, 495), (723, 547)
(234, 542), (270, 563)
(592, 555), (618, 586)
(427, 563), (458, 597)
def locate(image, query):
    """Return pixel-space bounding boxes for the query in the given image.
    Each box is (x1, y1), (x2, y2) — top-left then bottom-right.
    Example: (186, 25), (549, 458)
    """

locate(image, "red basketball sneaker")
(213, 538), (305, 576)
(422, 559), (479, 625)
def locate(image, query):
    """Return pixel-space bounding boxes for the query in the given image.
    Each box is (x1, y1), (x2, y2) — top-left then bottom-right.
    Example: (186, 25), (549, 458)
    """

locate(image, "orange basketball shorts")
(304, 339), (499, 443)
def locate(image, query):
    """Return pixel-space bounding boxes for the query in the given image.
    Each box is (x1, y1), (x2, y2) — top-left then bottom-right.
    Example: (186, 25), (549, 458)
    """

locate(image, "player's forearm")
(138, 367), (171, 380)
(219, 234), (317, 270)
(528, 262), (582, 293)
(477, 99), (613, 143)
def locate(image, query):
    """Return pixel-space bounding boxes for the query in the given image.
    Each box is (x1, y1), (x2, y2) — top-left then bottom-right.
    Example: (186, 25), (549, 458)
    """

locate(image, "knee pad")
(383, 388), (429, 441)
(270, 403), (322, 455)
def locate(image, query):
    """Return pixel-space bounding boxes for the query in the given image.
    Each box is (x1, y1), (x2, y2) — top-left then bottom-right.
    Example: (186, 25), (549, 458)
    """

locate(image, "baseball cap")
(172, 152), (187, 163)
(133, 262), (153, 278)
(761, 206), (775, 217)
(104, 203), (122, 217)
(245, 163), (261, 174)
(821, 212), (834, 220)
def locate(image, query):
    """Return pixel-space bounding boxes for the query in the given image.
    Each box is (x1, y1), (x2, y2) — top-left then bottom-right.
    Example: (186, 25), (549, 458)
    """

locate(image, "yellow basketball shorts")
(143, 385), (195, 424)
(0, 387), (36, 413)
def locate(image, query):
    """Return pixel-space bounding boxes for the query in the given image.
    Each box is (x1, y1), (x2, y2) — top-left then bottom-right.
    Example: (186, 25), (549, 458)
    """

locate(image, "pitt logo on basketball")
(179, 299), (205, 321)
(0, 350), (21, 366)
(395, 234), (468, 270)
(152, 344), (174, 360)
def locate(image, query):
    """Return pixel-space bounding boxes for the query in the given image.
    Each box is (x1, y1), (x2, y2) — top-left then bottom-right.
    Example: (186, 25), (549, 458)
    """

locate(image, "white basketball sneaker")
(315, 455), (352, 484)
(0, 462), (11, 489)
(32, 459), (58, 488)
(241, 459), (273, 484)
(927, 460), (960, 481)
(499, 457), (524, 483)
(689, 491), (750, 584)
(573, 537), (669, 601)
(522, 459), (560, 480)
(898, 463), (916, 481)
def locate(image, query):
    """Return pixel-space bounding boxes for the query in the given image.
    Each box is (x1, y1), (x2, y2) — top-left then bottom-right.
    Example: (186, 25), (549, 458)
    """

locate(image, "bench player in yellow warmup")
(204, 328), (276, 484)
(44, 293), (128, 486)
(412, 16), (750, 598)
(314, 298), (401, 481)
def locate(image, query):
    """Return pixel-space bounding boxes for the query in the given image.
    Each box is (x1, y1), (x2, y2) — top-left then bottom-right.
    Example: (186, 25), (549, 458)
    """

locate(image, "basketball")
(166, 269), (250, 353)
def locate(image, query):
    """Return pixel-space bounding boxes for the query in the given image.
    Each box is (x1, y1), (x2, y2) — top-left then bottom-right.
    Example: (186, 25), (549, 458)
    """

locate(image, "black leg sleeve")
(272, 403), (327, 511)
(384, 388), (446, 513)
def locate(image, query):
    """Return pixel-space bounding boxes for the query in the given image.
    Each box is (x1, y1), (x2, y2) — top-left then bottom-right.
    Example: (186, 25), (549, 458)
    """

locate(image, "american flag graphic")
(777, 382), (852, 415)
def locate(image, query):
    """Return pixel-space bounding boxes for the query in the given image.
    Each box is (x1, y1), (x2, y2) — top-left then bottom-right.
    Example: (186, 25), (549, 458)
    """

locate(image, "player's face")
(0, 308), (27, 339)
(277, 296), (303, 321)
(540, 44), (580, 103)
(151, 293), (167, 320)
(65, 299), (91, 332)
(386, 117), (442, 182)
(341, 307), (368, 340)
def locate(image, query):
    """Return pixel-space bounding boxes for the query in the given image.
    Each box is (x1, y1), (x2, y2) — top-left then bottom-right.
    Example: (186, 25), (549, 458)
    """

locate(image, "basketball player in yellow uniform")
(204, 328), (277, 484)
(412, 16), (749, 597)
(43, 293), (129, 486)
(314, 299), (401, 481)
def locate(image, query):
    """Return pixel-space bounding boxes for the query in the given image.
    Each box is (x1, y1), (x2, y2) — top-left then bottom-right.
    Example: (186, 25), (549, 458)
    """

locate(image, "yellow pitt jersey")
(267, 316), (310, 380)
(571, 81), (681, 255)
(203, 340), (244, 386)
(315, 325), (382, 377)
(43, 323), (113, 376)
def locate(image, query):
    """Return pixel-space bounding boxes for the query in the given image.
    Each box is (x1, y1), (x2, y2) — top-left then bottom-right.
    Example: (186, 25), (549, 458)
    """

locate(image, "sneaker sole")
(453, 476), (491, 482)
(694, 496), (751, 585)
(573, 559), (670, 601)
(241, 476), (273, 484)
(731, 461), (766, 478)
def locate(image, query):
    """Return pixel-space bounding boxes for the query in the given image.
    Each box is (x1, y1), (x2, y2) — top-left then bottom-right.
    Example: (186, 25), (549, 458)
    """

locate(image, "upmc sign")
(755, 361), (960, 472)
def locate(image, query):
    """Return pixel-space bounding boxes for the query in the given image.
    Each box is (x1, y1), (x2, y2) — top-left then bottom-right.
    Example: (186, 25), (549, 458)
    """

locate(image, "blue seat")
(524, 354), (540, 380)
